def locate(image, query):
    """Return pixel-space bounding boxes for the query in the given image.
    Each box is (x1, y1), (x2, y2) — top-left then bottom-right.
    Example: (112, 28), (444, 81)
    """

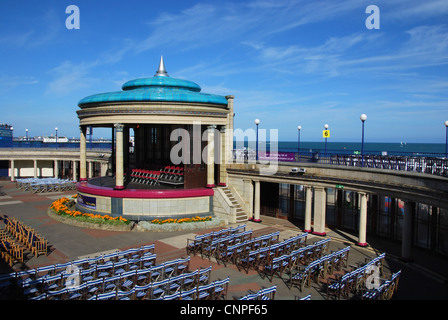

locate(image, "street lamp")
(445, 120), (448, 158)
(10, 127), (13, 148)
(55, 127), (58, 149)
(255, 119), (260, 161)
(360, 114), (367, 167)
(297, 125), (301, 162)
(324, 124), (329, 153)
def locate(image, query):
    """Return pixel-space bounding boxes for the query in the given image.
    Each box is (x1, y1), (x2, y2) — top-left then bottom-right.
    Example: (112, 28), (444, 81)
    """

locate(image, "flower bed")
(50, 196), (130, 226)
(150, 216), (212, 225)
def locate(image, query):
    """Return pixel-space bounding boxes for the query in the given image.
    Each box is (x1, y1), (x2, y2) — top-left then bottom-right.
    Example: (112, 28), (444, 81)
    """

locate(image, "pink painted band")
(357, 242), (368, 247)
(77, 182), (214, 199)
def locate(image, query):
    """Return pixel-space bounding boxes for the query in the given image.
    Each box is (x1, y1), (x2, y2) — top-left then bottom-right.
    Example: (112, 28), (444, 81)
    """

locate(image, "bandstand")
(75, 57), (235, 221)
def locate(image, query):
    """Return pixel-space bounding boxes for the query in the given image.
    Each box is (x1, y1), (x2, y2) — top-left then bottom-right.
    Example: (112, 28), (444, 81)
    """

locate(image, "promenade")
(0, 180), (447, 301)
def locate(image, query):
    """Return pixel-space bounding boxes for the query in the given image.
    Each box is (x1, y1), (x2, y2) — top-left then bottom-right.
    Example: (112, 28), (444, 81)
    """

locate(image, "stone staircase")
(220, 186), (247, 223)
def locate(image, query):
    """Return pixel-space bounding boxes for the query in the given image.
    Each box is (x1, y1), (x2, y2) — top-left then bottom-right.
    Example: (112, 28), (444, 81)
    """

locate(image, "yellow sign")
(323, 130), (330, 138)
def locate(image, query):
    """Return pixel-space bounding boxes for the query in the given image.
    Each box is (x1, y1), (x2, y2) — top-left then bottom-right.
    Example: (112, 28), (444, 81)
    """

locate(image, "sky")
(0, 0), (447, 143)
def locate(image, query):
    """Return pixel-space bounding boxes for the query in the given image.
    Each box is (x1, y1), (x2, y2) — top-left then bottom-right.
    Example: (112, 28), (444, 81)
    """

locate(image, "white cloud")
(45, 61), (96, 96)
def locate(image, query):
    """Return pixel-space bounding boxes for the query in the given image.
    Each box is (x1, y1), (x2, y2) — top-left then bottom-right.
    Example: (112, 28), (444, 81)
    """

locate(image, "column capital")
(207, 124), (217, 131)
(114, 123), (125, 132)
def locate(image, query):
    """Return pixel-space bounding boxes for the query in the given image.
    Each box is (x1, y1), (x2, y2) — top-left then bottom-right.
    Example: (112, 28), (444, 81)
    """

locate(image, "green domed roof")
(78, 57), (228, 107)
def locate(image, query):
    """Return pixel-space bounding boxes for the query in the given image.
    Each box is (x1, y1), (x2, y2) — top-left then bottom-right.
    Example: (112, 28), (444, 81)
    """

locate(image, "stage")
(75, 176), (214, 221)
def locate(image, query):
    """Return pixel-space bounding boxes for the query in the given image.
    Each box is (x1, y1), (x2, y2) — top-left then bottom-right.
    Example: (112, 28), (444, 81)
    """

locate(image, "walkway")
(0, 180), (447, 300)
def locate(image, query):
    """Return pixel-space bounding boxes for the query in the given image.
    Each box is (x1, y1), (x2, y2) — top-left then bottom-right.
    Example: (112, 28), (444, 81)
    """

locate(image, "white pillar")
(114, 123), (125, 189)
(304, 186), (312, 232)
(206, 125), (216, 188)
(357, 192), (368, 246)
(10, 160), (15, 182)
(253, 180), (261, 222)
(73, 161), (77, 181)
(312, 187), (326, 236)
(88, 161), (93, 178)
(80, 126), (87, 181)
(100, 163), (108, 176)
(219, 126), (227, 186)
(244, 179), (254, 220)
(33, 159), (37, 178)
(54, 160), (59, 179)
(402, 201), (414, 261)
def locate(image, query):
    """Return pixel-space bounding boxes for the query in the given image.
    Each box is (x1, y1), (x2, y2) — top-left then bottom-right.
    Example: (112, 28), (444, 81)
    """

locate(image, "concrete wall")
(213, 187), (235, 223)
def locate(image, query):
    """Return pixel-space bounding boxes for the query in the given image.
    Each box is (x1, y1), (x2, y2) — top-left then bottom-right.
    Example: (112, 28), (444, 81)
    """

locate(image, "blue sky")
(1, 0), (447, 143)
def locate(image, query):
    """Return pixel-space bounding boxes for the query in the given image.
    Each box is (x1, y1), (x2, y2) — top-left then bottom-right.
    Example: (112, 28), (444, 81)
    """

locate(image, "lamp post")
(445, 120), (448, 158)
(55, 127), (58, 149)
(255, 119), (260, 161)
(324, 124), (329, 153)
(10, 127), (13, 148)
(360, 114), (367, 167)
(297, 125), (301, 162)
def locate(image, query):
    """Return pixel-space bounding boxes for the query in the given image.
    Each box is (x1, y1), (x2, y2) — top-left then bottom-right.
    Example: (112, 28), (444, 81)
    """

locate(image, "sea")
(6, 140), (447, 157)
(235, 141), (447, 157)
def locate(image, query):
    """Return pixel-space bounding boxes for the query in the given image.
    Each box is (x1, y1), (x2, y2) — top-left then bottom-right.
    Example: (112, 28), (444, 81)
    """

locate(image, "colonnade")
(247, 179), (415, 261)
(9, 158), (107, 181)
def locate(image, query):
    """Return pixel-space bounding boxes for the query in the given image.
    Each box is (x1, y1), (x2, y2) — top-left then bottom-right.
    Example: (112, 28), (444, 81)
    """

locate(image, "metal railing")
(232, 149), (448, 177)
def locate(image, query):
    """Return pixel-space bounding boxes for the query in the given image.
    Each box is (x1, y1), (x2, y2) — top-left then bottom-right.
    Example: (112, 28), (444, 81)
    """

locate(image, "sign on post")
(322, 130), (330, 138)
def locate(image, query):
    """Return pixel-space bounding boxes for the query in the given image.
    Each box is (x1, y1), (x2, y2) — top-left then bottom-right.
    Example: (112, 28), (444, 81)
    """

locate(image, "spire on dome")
(155, 55), (169, 77)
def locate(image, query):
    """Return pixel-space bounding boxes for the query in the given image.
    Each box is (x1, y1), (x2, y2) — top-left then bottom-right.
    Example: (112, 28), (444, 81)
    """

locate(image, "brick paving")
(1, 180), (448, 301)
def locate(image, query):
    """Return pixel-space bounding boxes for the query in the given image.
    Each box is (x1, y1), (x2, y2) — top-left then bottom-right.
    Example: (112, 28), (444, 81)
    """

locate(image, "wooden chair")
(133, 283), (153, 300)
(211, 277), (229, 300)
(289, 264), (312, 292)
(258, 285), (277, 300)
(196, 282), (215, 300)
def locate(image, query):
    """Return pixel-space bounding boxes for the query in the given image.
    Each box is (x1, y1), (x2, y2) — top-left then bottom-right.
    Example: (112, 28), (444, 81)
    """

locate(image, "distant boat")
(43, 136), (69, 143)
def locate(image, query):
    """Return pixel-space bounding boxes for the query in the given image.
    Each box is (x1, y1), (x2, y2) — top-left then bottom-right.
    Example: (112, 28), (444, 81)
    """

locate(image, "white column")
(114, 123), (125, 189)
(244, 179), (253, 220)
(253, 180), (261, 222)
(312, 187), (326, 235)
(401, 201), (414, 261)
(54, 160), (59, 179)
(88, 161), (93, 178)
(304, 186), (312, 232)
(33, 159), (37, 178)
(357, 192), (368, 246)
(73, 161), (77, 181)
(100, 163), (108, 176)
(206, 125), (216, 188)
(10, 160), (15, 182)
(225, 95), (234, 167)
(219, 126), (227, 186)
(79, 126), (87, 181)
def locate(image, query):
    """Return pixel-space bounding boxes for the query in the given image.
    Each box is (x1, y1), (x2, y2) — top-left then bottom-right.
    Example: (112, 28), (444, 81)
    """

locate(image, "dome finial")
(155, 55), (169, 77)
